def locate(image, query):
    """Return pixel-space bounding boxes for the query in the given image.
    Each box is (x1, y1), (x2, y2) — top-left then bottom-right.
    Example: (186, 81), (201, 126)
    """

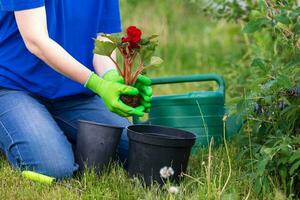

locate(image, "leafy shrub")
(192, 0), (300, 197)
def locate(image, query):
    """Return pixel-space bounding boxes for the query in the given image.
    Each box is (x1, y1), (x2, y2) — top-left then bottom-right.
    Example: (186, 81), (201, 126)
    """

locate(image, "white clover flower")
(160, 166), (174, 179)
(167, 167), (174, 176)
(160, 166), (169, 178)
(168, 186), (179, 195)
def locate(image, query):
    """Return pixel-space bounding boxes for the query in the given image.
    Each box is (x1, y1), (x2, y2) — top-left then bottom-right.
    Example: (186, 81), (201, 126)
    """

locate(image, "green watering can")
(133, 73), (243, 152)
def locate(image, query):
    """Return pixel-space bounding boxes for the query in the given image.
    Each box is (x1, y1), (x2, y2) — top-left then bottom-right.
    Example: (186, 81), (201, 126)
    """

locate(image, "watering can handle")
(133, 74), (225, 124)
(150, 73), (225, 94)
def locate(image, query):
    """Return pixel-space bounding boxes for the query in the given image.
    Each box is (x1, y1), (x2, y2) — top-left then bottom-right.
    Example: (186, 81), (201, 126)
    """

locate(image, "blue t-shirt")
(0, 0), (122, 99)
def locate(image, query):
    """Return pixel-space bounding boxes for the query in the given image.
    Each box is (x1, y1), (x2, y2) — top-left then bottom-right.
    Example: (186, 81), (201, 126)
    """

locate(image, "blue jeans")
(0, 88), (130, 179)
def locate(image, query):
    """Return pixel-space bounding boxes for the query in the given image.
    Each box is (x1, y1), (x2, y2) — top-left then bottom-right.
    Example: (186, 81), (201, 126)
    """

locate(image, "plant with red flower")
(94, 25), (163, 86)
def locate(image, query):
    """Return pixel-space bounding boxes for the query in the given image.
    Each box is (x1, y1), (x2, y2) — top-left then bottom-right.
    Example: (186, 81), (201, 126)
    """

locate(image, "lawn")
(0, 0), (291, 199)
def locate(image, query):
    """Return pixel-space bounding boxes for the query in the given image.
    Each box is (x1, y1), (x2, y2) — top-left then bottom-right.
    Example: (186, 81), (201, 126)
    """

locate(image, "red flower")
(127, 26), (142, 43)
(122, 26), (142, 50)
(122, 37), (130, 43)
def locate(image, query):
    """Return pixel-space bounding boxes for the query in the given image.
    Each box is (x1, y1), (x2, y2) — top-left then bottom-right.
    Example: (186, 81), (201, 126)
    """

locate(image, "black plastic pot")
(75, 120), (123, 174)
(127, 125), (196, 186)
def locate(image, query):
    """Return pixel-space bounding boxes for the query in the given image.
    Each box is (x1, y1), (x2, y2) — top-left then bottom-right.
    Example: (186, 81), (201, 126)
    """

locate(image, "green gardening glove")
(135, 75), (152, 113)
(103, 70), (152, 112)
(85, 72), (144, 117)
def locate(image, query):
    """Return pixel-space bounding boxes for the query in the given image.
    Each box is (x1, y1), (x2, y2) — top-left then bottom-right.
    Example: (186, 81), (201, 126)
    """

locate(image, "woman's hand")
(134, 75), (152, 113)
(103, 70), (152, 112)
(85, 73), (145, 117)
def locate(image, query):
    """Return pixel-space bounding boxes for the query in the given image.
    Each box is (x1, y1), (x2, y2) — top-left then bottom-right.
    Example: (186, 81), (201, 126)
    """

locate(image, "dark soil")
(121, 95), (141, 107)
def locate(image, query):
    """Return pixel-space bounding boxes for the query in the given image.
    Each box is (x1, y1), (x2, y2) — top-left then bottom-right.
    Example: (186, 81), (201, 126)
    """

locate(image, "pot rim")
(78, 120), (124, 129)
(127, 124), (197, 147)
(128, 124), (197, 138)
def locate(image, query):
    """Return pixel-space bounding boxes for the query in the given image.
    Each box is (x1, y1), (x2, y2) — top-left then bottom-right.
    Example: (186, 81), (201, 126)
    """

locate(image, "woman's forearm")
(29, 36), (91, 84)
(15, 7), (91, 85)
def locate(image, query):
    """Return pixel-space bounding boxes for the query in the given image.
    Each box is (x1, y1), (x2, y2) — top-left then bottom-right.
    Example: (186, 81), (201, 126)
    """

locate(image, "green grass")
(0, 143), (276, 200)
(0, 0), (286, 199)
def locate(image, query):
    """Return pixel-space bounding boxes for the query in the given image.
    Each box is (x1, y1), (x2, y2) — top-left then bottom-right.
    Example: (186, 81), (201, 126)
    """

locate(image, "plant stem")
(244, 185), (251, 200)
(117, 46), (127, 79)
(127, 55), (133, 85)
(131, 58), (144, 85)
(129, 52), (137, 65)
(125, 59), (132, 85)
(207, 138), (213, 200)
(108, 55), (123, 76)
(180, 173), (204, 185)
(219, 115), (232, 198)
(244, 89), (254, 175)
(197, 101), (209, 144)
(123, 59), (127, 84)
(131, 63), (144, 85)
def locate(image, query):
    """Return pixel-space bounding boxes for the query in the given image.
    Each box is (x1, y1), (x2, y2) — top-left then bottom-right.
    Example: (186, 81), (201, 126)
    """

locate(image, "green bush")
(198, 0), (300, 198)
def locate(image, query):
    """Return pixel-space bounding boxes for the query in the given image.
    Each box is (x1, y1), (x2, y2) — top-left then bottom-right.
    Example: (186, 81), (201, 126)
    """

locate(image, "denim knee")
(33, 159), (78, 179)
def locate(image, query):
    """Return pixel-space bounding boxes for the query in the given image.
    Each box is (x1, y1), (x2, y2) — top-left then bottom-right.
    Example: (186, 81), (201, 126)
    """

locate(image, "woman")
(0, 0), (152, 179)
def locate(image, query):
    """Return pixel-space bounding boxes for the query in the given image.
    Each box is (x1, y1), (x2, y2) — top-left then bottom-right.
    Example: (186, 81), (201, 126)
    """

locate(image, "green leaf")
(278, 156), (289, 165)
(221, 193), (239, 200)
(139, 42), (158, 63)
(139, 38), (150, 45)
(287, 57), (300, 67)
(279, 165), (287, 182)
(236, 100), (246, 113)
(289, 149), (300, 163)
(275, 14), (290, 25)
(252, 121), (262, 134)
(293, 7), (300, 14)
(258, 0), (267, 12)
(293, 23), (300, 34)
(144, 56), (163, 69)
(148, 34), (159, 40)
(279, 144), (290, 156)
(99, 34), (120, 43)
(249, 10), (262, 19)
(139, 35), (158, 46)
(262, 147), (273, 156)
(276, 74), (292, 89)
(251, 58), (266, 69)
(93, 40), (117, 56)
(262, 80), (276, 92)
(256, 158), (269, 176)
(289, 160), (300, 175)
(242, 18), (270, 34)
(254, 177), (262, 194)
